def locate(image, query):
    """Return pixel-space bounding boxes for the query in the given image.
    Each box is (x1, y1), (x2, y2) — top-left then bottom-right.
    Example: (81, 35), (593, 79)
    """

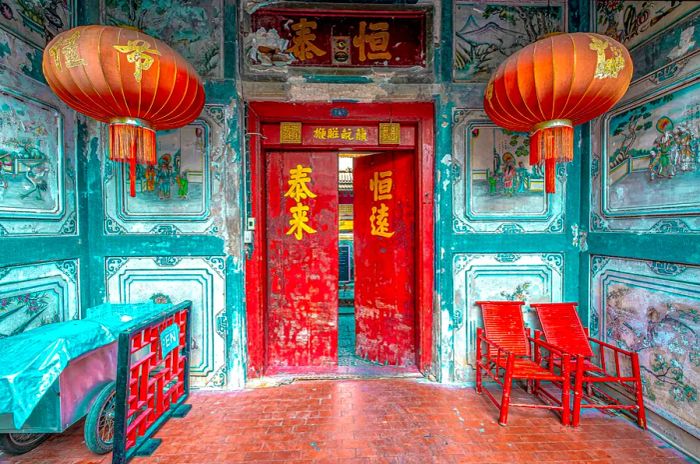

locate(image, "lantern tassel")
(109, 122), (157, 197)
(529, 120), (574, 194)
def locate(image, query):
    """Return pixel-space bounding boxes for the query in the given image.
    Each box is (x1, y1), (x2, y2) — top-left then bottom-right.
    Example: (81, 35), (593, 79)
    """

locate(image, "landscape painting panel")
(605, 80), (700, 215)
(453, 1), (565, 82)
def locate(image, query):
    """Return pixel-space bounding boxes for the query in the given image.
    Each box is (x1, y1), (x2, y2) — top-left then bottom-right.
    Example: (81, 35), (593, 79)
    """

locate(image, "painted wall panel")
(105, 256), (227, 389)
(0, 29), (44, 83)
(590, 256), (700, 438)
(0, 68), (77, 236)
(102, 106), (226, 235)
(451, 253), (564, 382)
(453, 1), (566, 83)
(0, 259), (80, 338)
(0, 1), (75, 50)
(100, 0), (224, 78)
(452, 109), (566, 233)
(594, 1), (700, 53)
(590, 55), (700, 233)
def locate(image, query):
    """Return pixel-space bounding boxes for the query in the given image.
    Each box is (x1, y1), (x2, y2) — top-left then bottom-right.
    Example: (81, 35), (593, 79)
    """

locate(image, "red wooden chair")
(475, 301), (571, 426)
(531, 302), (646, 428)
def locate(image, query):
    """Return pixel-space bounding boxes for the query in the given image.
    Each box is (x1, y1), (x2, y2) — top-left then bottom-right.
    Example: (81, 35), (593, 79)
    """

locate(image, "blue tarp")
(0, 303), (173, 429)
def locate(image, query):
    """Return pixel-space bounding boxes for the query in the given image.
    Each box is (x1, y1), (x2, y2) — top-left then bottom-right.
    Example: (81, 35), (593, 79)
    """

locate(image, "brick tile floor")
(0, 378), (689, 464)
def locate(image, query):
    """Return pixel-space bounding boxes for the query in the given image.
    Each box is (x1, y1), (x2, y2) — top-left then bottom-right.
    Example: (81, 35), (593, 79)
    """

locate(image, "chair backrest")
(530, 303), (594, 357)
(476, 301), (530, 357)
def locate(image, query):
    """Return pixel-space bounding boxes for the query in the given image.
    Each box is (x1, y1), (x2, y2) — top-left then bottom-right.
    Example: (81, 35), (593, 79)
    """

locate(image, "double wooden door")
(265, 151), (415, 370)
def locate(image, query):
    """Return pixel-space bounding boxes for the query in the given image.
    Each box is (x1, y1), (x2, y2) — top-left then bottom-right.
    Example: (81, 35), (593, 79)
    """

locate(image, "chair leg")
(560, 355), (571, 426)
(572, 358), (585, 427)
(476, 361), (483, 394)
(631, 354), (647, 429)
(498, 355), (515, 426)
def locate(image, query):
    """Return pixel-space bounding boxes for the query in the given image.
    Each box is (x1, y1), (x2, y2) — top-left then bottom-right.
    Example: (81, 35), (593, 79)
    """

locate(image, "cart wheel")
(0, 432), (49, 455)
(84, 381), (116, 455)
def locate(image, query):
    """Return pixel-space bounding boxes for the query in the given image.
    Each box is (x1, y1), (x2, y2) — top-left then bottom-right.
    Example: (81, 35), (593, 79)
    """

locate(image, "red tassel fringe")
(529, 125), (574, 194)
(109, 124), (157, 197)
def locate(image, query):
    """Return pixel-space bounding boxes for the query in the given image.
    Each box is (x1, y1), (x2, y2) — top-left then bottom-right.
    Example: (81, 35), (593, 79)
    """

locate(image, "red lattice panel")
(124, 309), (188, 450)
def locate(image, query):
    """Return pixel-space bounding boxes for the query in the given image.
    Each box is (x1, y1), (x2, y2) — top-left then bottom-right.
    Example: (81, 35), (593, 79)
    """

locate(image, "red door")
(266, 152), (339, 370)
(354, 151), (415, 366)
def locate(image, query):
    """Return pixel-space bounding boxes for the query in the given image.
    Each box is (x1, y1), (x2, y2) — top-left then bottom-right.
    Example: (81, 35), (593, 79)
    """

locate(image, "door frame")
(245, 101), (435, 378)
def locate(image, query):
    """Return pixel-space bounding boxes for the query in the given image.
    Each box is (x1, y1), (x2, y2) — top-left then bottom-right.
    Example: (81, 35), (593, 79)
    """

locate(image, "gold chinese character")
(327, 128), (339, 139)
(49, 30), (86, 70)
(284, 164), (317, 202)
(355, 127), (368, 141)
(352, 21), (391, 62)
(287, 18), (326, 61)
(370, 203), (394, 238)
(370, 170), (393, 201)
(287, 202), (316, 240)
(340, 128), (353, 140)
(313, 127), (327, 140)
(113, 39), (161, 82)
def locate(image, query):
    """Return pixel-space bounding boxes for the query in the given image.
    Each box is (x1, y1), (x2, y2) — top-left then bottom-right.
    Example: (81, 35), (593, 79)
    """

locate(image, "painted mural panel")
(0, 0), (74, 49)
(591, 256), (700, 437)
(0, 259), (80, 338)
(101, 0), (223, 78)
(604, 78), (699, 215)
(595, 1), (700, 51)
(0, 28), (44, 82)
(453, 1), (566, 82)
(591, 53), (700, 233)
(105, 256), (227, 389)
(451, 253), (564, 382)
(452, 109), (565, 233)
(103, 106), (225, 235)
(0, 67), (77, 235)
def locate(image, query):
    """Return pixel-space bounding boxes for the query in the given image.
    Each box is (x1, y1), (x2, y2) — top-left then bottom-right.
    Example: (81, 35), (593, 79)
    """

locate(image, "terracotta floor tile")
(0, 379), (689, 464)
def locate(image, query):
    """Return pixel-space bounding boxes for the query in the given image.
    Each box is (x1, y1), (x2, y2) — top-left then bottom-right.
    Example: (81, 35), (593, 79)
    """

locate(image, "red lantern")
(42, 25), (205, 197)
(484, 32), (633, 193)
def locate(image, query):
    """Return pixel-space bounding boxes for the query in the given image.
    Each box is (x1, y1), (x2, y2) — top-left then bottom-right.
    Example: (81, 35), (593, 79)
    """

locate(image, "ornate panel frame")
(590, 256), (700, 438)
(451, 253), (564, 382)
(452, 109), (566, 234)
(104, 256), (227, 389)
(103, 105), (225, 236)
(0, 69), (78, 236)
(0, 259), (80, 337)
(590, 54), (700, 234)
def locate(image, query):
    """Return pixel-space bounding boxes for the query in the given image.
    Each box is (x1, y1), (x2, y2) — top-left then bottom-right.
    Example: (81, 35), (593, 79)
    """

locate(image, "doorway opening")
(245, 102), (435, 380)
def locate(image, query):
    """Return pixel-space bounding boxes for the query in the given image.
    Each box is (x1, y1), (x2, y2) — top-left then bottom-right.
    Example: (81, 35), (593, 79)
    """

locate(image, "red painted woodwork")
(475, 301), (571, 426)
(531, 303), (646, 428)
(354, 151), (415, 366)
(266, 151), (339, 370)
(261, 123), (416, 149)
(251, 8), (426, 67)
(122, 308), (189, 450)
(246, 102), (434, 378)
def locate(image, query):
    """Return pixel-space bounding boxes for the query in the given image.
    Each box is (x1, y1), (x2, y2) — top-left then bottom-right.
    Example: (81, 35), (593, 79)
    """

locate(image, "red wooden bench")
(475, 301), (572, 426)
(531, 302), (646, 428)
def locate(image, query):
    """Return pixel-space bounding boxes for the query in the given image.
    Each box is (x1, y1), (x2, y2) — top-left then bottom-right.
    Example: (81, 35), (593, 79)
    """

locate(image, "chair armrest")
(529, 335), (571, 358)
(588, 336), (635, 357)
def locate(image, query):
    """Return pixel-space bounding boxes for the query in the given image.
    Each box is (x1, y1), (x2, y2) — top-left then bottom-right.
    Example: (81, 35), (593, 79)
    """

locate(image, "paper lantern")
(484, 32), (633, 193)
(42, 25), (205, 196)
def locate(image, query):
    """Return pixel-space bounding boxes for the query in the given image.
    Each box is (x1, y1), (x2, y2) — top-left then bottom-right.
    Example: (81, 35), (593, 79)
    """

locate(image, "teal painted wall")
(1, 2), (699, 449)
(0, 1), (85, 337)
